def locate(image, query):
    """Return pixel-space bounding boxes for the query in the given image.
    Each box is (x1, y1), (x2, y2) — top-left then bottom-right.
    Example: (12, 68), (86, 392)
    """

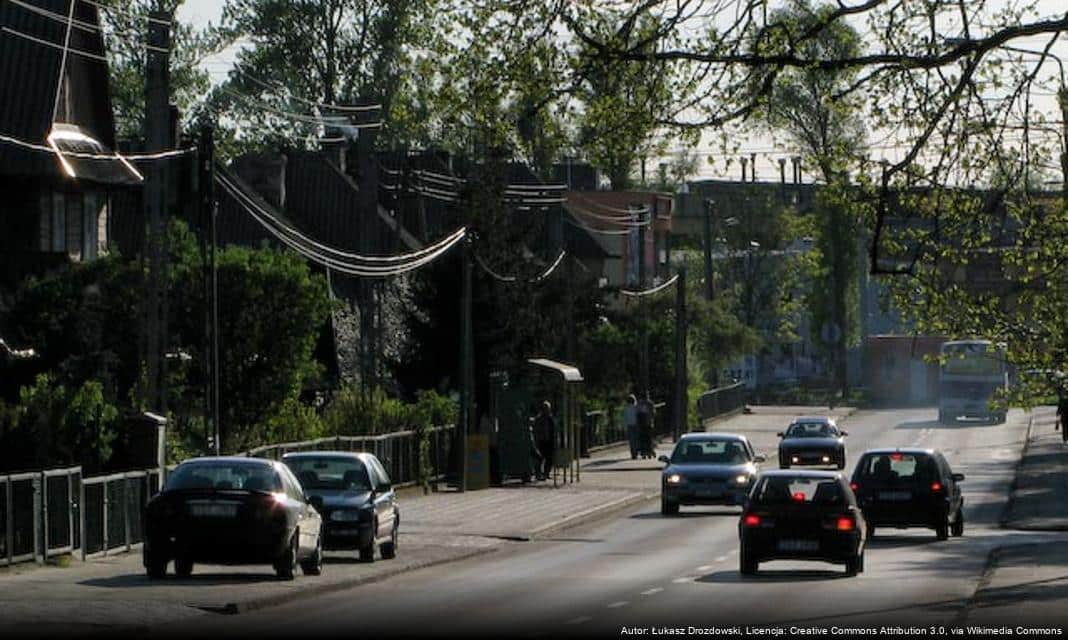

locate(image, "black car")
(738, 470), (866, 576)
(143, 457), (323, 579)
(778, 416), (848, 469)
(283, 452), (399, 562)
(850, 448), (965, 540)
(659, 433), (765, 515)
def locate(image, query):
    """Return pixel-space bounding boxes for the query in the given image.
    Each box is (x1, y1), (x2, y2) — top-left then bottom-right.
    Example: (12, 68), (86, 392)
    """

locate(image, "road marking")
(640, 587), (664, 596)
(607, 601), (629, 609)
(565, 616), (593, 625)
(672, 576), (696, 583)
(697, 564), (715, 571)
(713, 555), (729, 563)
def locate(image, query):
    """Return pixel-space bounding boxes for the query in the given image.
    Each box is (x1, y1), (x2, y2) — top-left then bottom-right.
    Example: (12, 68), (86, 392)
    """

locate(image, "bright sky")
(178, 1), (1068, 184)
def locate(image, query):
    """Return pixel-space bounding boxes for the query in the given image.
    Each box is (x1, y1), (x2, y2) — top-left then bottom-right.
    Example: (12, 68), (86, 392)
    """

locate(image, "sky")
(177, 0), (1068, 184)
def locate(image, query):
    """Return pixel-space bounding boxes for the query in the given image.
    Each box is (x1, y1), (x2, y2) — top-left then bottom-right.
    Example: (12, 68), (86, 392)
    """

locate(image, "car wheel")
(174, 556), (193, 578)
(739, 543), (758, 575)
(274, 532), (299, 579)
(301, 531), (323, 576)
(145, 549), (167, 580)
(836, 454), (846, 470)
(381, 522), (398, 560)
(866, 523), (876, 539)
(661, 497), (679, 516)
(935, 518), (949, 541)
(951, 510), (964, 537)
(359, 522), (377, 563)
(780, 459), (791, 469)
(845, 553), (862, 576)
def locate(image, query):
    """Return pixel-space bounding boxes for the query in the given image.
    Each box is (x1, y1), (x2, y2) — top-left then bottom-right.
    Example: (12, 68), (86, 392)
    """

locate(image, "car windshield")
(671, 440), (749, 464)
(284, 457), (371, 491)
(752, 476), (845, 505)
(786, 422), (835, 438)
(857, 454), (938, 485)
(165, 462), (282, 493)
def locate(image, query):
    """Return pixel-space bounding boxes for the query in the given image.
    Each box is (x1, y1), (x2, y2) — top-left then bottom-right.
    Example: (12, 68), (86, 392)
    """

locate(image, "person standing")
(533, 401), (557, 480)
(1057, 387), (1068, 443)
(623, 394), (639, 460)
(637, 394), (654, 459)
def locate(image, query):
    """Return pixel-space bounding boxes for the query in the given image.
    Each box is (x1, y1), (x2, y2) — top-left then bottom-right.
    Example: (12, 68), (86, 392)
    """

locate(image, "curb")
(199, 545), (499, 615)
(527, 492), (655, 540)
(999, 410), (1035, 529)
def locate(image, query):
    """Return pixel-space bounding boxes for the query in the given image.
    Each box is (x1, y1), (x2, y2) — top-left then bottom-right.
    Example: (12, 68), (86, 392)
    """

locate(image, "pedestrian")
(533, 401), (557, 480)
(637, 395), (654, 459)
(623, 394), (639, 460)
(1057, 388), (1068, 443)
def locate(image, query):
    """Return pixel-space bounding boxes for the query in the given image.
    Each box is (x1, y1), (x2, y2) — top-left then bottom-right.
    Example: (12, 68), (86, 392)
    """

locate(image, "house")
(0, 0), (141, 292)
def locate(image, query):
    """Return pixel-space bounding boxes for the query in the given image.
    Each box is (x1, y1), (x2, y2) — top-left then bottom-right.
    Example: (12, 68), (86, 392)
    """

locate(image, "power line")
(2, 25), (108, 62)
(220, 86), (384, 129)
(7, 0), (169, 53)
(77, 0), (172, 26)
(231, 61), (381, 114)
(0, 132), (193, 160)
(620, 274), (680, 297)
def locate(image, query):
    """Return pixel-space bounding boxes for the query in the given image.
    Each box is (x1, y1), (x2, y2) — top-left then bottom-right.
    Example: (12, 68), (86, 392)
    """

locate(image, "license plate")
(878, 491), (911, 501)
(695, 487), (721, 498)
(190, 503), (237, 517)
(777, 539), (819, 552)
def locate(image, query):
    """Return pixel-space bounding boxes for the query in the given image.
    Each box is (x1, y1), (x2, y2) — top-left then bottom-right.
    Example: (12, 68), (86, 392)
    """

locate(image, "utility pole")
(197, 125), (219, 455)
(673, 266), (687, 441)
(143, 9), (172, 414)
(459, 236), (473, 492)
(636, 205), (650, 397)
(703, 199), (714, 301)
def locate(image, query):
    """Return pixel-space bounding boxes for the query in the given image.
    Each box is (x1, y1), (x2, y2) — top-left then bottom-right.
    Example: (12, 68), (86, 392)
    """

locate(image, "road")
(170, 407), (1059, 638)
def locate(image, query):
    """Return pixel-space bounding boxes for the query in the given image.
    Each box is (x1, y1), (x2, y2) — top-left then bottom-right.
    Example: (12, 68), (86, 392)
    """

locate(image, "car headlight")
(734, 474), (750, 485)
(666, 474), (683, 484)
(821, 455), (831, 463)
(791, 456), (800, 463)
(330, 510), (363, 522)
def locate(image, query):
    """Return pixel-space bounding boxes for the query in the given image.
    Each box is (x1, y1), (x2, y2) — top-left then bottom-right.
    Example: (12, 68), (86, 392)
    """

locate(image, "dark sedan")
(659, 433), (765, 515)
(778, 417), (848, 469)
(850, 448), (965, 540)
(738, 470), (867, 576)
(283, 452), (398, 562)
(143, 457), (323, 580)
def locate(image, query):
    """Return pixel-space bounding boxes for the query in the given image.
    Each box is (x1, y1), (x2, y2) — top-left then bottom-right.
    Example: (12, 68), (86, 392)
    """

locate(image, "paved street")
(161, 406), (1066, 638)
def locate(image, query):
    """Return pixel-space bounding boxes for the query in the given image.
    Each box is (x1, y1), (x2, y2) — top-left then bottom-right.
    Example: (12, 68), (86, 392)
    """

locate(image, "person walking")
(533, 401), (557, 480)
(1057, 387), (1068, 444)
(637, 394), (655, 459)
(623, 394), (639, 460)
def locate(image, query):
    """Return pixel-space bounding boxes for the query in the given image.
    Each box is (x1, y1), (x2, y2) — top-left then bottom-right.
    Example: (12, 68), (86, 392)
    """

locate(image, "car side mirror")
(952, 473), (965, 482)
(753, 454), (766, 463)
(308, 495), (324, 511)
(776, 432), (784, 438)
(658, 455), (670, 464)
(841, 430), (849, 436)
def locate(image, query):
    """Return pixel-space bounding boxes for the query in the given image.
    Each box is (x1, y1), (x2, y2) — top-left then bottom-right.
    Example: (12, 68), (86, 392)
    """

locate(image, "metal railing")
(697, 382), (747, 423)
(244, 425), (455, 488)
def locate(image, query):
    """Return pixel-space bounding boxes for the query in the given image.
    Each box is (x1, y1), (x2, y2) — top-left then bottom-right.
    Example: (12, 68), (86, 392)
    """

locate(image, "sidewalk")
(1004, 407), (1068, 530)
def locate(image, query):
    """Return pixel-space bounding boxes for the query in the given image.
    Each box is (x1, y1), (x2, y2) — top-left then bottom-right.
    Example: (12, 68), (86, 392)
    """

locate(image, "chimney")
(750, 153), (757, 182)
(740, 156), (748, 182)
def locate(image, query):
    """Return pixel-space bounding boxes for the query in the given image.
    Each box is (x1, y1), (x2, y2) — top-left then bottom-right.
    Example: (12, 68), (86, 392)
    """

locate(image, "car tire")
(381, 522), (398, 560)
(174, 556), (193, 578)
(780, 459), (791, 469)
(661, 497), (679, 516)
(845, 553), (862, 576)
(145, 549), (167, 580)
(935, 519), (949, 541)
(836, 453), (846, 470)
(359, 524), (377, 563)
(274, 532), (299, 580)
(739, 543), (758, 575)
(866, 523), (876, 539)
(951, 510), (964, 537)
(300, 532), (323, 576)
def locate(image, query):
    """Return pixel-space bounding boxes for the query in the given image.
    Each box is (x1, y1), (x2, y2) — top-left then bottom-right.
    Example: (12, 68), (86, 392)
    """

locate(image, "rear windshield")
(284, 457), (372, 491)
(166, 462), (282, 493)
(786, 422), (836, 438)
(671, 440), (749, 464)
(857, 454), (937, 484)
(752, 476), (845, 505)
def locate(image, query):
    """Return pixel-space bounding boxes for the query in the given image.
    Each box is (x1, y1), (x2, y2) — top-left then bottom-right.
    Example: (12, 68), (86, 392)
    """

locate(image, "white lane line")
(607, 601), (629, 609)
(641, 587), (664, 596)
(565, 616), (593, 625)
(697, 564), (715, 571)
(672, 576), (697, 583)
(713, 555), (729, 563)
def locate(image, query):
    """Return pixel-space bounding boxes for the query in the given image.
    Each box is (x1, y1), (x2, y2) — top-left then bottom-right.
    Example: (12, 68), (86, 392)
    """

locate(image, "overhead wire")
(0, 132), (193, 160)
(220, 87), (383, 129)
(472, 249), (567, 284)
(2, 25), (107, 62)
(231, 61), (381, 114)
(7, 0), (169, 53)
(620, 274), (680, 297)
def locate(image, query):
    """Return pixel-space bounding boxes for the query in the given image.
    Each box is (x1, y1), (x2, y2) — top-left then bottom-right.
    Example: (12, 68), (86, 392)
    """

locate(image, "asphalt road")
(171, 408), (1052, 638)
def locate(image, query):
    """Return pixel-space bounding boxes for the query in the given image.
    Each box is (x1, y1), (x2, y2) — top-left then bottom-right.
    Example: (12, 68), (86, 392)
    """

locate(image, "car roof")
(180, 456), (276, 467)
(758, 469), (843, 480)
(860, 447), (936, 456)
(282, 451), (371, 461)
(790, 416), (836, 424)
(678, 432), (747, 441)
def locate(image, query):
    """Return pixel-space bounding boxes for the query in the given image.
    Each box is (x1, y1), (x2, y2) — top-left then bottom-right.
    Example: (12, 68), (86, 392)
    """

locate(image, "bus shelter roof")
(527, 358), (583, 382)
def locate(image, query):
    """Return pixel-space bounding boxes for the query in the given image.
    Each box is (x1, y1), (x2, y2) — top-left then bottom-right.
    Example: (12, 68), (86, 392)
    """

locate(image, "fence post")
(101, 480), (109, 557)
(124, 477), (132, 552)
(79, 478), (86, 561)
(33, 475), (42, 564)
(41, 472), (49, 563)
(5, 478), (13, 566)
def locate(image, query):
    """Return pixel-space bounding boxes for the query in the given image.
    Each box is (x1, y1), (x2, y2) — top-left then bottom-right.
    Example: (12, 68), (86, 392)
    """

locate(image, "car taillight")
(792, 492), (806, 502)
(849, 482), (859, 492)
(836, 516), (855, 531)
(930, 481), (943, 492)
(890, 453), (903, 461)
(743, 514), (761, 527)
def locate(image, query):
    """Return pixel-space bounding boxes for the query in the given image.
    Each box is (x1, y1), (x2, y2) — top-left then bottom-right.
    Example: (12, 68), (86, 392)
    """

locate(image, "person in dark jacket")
(637, 395), (655, 459)
(533, 401), (557, 480)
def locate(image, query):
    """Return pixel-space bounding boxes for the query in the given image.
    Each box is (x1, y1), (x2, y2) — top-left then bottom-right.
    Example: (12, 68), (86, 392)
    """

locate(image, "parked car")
(282, 452), (398, 562)
(738, 470), (867, 576)
(778, 416), (848, 469)
(143, 457), (323, 579)
(850, 448), (965, 540)
(659, 433), (765, 515)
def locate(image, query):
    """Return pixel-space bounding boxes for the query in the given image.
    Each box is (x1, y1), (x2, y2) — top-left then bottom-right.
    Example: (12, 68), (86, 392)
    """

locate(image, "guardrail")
(1, 465), (160, 567)
(697, 382), (747, 423)
(244, 425), (455, 488)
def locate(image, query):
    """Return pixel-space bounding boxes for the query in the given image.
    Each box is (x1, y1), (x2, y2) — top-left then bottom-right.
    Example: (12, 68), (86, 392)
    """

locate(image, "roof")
(758, 469), (843, 479)
(282, 451), (370, 460)
(679, 432), (747, 441)
(528, 358), (583, 382)
(790, 416), (836, 424)
(180, 456), (278, 466)
(860, 447), (936, 456)
(0, 0), (127, 184)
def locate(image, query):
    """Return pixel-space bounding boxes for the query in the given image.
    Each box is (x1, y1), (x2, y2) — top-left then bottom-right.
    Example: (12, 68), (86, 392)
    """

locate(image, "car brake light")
(836, 516), (855, 531)
(930, 481), (943, 492)
(792, 492), (806, 502)
(890, 453), (903, 461)
(743, 514), (761, 527)
(849, 482), (859, 492)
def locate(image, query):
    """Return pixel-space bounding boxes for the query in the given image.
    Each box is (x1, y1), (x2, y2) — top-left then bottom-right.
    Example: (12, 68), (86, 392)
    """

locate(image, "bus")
(938, 340), (1008, 424)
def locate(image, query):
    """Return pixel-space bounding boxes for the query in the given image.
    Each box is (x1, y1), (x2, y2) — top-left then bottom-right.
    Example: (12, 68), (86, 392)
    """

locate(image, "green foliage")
(324, 386), (457, 436)
(263, 397), (326, 444)
(13, 374), (119, 471)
